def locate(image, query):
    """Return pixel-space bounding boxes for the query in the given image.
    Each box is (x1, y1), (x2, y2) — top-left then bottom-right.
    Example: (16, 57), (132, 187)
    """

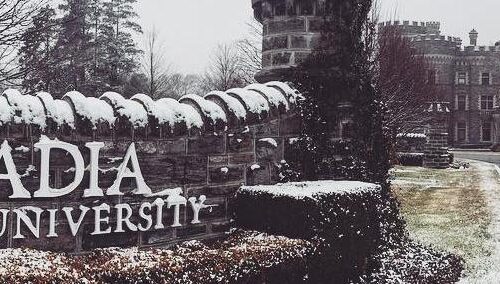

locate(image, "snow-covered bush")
(0, 230), (312, 284)
(236, 181), (386, 282)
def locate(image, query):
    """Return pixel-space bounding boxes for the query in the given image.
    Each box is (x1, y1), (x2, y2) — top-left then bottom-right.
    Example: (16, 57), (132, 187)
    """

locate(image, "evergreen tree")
(291, 0), (390, 185)
(100, 0), (142, 91)
(18, 5), (59, 93)
(18, 0), (143, 96)
(53, 0), (94, 95)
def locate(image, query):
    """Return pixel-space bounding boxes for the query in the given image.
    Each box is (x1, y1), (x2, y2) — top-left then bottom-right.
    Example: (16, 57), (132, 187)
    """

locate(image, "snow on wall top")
(0, 82), (300, 133)
(0, 96), (13, 126)
(156, 98), (204, 129)
(265, 81), (303, 105)
(245, 83), (289, 111)
(63, 91), (116, 129)
(100, 92), (148, 128)
(3, 89), (46, 128)
(204, 91), (247, 120)
(240, 181), (381, 201)
(36, 92), (75, 129)
(179, 94), (227, 124)
(226, 88), (270, 116)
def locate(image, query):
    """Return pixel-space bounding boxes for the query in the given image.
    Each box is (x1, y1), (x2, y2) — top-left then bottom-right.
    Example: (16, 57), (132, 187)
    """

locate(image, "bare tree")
(200, 43), (243, 92)
(141, 27), (171, 98)
(236, 18), (262, 84)
(163, 73), (202, 98)
(376, 25), (437, 137)
(0, 0), (47, 86)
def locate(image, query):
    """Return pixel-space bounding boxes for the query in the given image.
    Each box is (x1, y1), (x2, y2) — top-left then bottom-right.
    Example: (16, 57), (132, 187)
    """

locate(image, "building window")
(457, 72), (467, 85)
(481, 95), (494, 110)
(457, 95), (467, 110)
(340, 120), (353, 139)
(482, 121), (492, 142)
(482, 72), (491, 85)
(427, 69), (437, 85)
(457, 122), (467, 142)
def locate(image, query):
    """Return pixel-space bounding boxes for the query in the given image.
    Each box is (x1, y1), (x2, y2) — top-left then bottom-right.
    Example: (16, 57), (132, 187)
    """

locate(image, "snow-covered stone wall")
(0, 82), (304, 252)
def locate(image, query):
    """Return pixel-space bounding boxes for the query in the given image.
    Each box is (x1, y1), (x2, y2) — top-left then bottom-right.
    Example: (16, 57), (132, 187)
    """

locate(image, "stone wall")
(0, 82), (303, 252)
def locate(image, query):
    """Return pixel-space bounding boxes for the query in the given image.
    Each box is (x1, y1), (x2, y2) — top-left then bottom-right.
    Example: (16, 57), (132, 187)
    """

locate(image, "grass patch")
(391, 165), (493, 275)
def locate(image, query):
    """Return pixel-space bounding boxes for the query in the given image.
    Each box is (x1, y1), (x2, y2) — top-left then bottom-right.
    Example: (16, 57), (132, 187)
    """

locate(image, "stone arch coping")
(245, 83), (289, 112)
(178, 94), (227, 129)
(204, 91), (247, 126)
(265, 81), (304, 105)
(0, 81), (301, 134)
(99, 92), (149, 128)
(226, 88), (270, 119)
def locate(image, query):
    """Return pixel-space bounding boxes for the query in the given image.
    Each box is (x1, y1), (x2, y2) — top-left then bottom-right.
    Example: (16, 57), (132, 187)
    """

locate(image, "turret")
(469, 29), (478, 46)
(251, 0), (323, 82)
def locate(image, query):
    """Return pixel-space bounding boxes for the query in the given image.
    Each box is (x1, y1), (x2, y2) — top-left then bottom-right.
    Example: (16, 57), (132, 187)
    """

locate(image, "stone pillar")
(423, 102), (451, 169)
(251, 0), (324, 82)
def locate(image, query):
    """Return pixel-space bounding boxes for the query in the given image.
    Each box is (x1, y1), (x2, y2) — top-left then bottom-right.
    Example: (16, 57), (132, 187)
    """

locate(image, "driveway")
(453, 150), (500, 165)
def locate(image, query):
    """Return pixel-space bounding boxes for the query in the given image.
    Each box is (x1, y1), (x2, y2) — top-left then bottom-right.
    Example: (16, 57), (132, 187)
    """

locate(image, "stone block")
(187, 136), (225, 155)
(251, 120), (280, 137)
(209, 165), (245, 184)
(290, 35), (307, 48)
(228, 153), (255, 165)
(263, 35), (288, 51)
(268, 18), (306, 34)
(209, 155), (228, 166)
(246, 163), (272, 186)
(272, 52), (292, 66)
(227, 133), (253, 153)
(157, 138), (186, 155)
(256, 138), (284, 162)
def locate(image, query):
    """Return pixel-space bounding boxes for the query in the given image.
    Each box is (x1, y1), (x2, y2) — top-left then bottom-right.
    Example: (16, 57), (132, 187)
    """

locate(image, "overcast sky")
(135, 0), (500, 74)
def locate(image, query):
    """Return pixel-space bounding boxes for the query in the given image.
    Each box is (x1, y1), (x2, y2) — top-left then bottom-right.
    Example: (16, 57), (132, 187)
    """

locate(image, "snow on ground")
(459, 162), (500, 283)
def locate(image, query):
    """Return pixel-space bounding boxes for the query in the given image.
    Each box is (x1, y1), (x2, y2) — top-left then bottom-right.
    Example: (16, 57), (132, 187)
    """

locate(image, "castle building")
(379, 21), (500, 147)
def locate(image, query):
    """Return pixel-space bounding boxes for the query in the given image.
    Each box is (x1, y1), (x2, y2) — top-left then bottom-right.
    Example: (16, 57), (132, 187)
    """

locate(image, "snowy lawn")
(390, 161), (495, 281)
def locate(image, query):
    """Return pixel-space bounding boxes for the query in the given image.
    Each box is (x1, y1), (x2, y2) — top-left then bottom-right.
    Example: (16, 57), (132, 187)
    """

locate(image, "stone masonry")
(251, 0), (324, 82)
(423, 103), (451, 168)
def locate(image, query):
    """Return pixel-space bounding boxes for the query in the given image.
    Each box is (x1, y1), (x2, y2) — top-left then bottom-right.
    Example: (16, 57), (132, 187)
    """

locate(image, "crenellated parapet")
(378, 20), (442, 36)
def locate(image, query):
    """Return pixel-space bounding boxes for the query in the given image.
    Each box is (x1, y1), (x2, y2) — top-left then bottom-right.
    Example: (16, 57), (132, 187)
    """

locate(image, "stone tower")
(251, 0), (324, 82)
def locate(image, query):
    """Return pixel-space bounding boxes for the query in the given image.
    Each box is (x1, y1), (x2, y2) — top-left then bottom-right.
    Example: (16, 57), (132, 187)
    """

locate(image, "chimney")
(469, 29), (478, 46)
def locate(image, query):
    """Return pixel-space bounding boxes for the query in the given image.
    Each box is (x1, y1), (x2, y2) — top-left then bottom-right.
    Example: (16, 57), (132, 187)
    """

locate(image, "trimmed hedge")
(361, 240), (464, 283)
(235, 181), (388, 283)
(235, 181), (463, 283)
(0, 230), (313, 284)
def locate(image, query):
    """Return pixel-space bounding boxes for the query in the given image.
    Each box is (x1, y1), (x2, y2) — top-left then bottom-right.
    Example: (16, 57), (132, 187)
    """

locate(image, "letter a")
(0, 140), (31, 199)
(107, 143), (152, 196)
